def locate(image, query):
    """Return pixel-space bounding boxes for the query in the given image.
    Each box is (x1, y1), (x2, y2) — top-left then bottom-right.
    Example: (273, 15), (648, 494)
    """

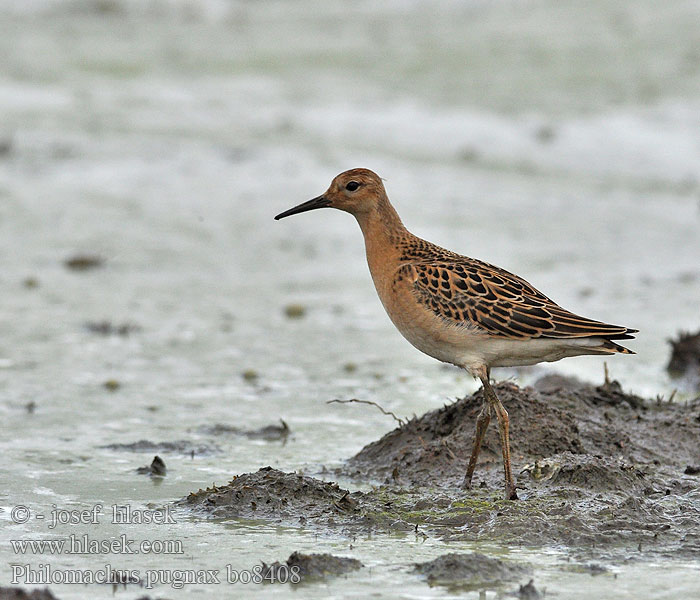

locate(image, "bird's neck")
(354, 199), (407, 282)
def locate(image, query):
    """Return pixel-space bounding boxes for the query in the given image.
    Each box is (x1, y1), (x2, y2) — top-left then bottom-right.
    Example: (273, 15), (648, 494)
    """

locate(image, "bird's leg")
(481, 371), (518, 500)
(463, 399), (491, 489)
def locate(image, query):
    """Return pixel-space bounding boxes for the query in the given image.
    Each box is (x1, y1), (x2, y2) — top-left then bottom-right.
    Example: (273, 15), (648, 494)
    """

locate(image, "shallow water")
(1, 0), (700, 598)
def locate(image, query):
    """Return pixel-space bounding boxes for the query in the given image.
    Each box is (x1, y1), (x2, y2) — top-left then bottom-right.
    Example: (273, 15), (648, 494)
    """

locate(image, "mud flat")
(181, 377), (700, 558)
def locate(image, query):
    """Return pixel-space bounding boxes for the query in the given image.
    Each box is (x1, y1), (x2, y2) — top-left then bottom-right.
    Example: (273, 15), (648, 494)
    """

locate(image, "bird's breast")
(367, 259), (484, 367)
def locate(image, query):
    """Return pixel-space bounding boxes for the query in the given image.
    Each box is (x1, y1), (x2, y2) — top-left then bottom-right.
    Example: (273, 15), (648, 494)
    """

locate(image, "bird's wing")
(398, 258), (636, 340)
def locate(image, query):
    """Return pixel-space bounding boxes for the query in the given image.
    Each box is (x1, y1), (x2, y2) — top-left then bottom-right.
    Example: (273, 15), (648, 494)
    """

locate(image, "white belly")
(388, 307), (609, 376)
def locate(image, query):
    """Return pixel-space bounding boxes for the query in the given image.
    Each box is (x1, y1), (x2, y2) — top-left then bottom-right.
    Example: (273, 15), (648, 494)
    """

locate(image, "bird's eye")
(345, 181), (360, 192)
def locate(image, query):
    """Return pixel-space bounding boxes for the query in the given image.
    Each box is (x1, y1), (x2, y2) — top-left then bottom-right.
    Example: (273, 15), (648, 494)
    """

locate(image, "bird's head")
(274, 168), (387, 220)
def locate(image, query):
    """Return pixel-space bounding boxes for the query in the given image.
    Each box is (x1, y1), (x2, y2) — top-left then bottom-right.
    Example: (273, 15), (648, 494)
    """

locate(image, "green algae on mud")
(180, 378), (700, 558)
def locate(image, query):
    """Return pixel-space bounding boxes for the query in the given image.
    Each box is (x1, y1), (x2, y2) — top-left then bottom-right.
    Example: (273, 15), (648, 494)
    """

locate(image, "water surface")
(1, 1), (699, 598)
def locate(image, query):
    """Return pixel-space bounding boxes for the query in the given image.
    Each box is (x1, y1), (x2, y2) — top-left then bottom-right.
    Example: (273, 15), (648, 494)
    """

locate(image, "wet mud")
(181, 466), (377, 529)
(413, 552), (531, 590)
(0, 588), (169, 600)
(180, 377), (700, 559)
(0, 588), (59, 600)
(181, 377), (700, 568)
(262, 551), (362, 582)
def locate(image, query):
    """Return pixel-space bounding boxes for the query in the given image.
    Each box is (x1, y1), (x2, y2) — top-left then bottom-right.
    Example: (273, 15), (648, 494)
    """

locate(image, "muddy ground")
(182, 376), (700, 562)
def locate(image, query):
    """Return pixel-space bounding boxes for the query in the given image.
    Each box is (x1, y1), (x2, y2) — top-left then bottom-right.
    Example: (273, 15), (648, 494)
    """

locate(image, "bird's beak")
(274, 195), (330, 220)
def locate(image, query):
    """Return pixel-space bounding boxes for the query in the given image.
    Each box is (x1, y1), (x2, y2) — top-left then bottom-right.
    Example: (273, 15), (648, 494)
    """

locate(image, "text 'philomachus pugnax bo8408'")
(275, 168), (637, 500)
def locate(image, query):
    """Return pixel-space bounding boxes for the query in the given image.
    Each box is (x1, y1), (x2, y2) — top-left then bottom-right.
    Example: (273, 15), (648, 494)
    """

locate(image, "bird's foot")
(505, 485), (519, 501)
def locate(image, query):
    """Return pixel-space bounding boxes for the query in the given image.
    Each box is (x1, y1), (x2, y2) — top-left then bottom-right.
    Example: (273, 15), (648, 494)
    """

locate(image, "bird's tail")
(599, 338), (635, 355)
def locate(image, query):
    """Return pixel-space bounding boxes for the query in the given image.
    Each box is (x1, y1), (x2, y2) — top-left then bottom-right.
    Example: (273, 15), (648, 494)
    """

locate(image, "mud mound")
(667, 330), (700, 387)
(180, 466), (377, 529)
(521, 452), (647, 493)
(345, 379), (700, 490)
(263, 552), (362, 582)
(347, 382), (583, 487)
(414, 552), (531, 590)
(181, 381), (700, 556)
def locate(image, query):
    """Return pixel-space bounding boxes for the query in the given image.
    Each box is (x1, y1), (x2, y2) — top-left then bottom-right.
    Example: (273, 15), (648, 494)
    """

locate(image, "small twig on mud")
(441, 439), (457, 460)
(655, 389), (678, 404)
(333, 490), (357, 512)
(327, 398), (406, 427)
(603, 362), (611, 388)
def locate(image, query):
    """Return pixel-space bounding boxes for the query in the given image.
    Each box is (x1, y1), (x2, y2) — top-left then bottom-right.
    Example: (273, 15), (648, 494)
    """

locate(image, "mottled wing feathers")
(398, 257), (637, 341)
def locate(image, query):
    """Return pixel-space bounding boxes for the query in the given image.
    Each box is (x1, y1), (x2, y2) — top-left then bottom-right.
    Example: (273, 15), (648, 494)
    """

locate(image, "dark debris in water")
(197, 419), (290, 441)
(103, 379), (120, 391)
(84, 320), (142, 336)
(517, 579), (544, 599)
(136, 455), (167, 477)
(63, 254), (104, 271)
(0, 137), (13, 157)
(102, 439), (219, 456)
(284, 303), (306, 319)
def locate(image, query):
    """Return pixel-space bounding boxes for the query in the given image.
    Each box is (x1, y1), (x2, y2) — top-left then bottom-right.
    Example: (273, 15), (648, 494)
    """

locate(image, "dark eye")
(345, 181), (360, 192)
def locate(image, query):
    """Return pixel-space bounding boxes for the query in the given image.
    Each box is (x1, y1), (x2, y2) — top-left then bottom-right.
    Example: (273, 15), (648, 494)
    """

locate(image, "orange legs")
(462, 368), (518, 500)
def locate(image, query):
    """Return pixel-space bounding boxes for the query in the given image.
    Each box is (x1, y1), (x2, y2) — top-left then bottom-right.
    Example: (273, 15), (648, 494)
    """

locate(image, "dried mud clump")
(414, 552), (531, 590)
(180, 467), (372, 528)
(262, 551), (362, 582)
(667, 330), (700, 385)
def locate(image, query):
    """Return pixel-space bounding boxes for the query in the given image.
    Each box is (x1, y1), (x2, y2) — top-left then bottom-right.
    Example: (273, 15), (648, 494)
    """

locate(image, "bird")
(275, 168), (637, 500)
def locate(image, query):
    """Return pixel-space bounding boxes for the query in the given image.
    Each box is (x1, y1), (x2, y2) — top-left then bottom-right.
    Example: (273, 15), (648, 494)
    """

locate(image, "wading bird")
(275, 169), (636, 499)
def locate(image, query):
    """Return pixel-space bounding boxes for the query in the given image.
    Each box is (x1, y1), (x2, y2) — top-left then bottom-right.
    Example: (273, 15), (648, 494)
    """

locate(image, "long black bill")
(274, 195), (330, 220)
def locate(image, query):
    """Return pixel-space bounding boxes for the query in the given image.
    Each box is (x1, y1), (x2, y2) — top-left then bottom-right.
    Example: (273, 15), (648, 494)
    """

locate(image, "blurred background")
(1, 1), (699, 598)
